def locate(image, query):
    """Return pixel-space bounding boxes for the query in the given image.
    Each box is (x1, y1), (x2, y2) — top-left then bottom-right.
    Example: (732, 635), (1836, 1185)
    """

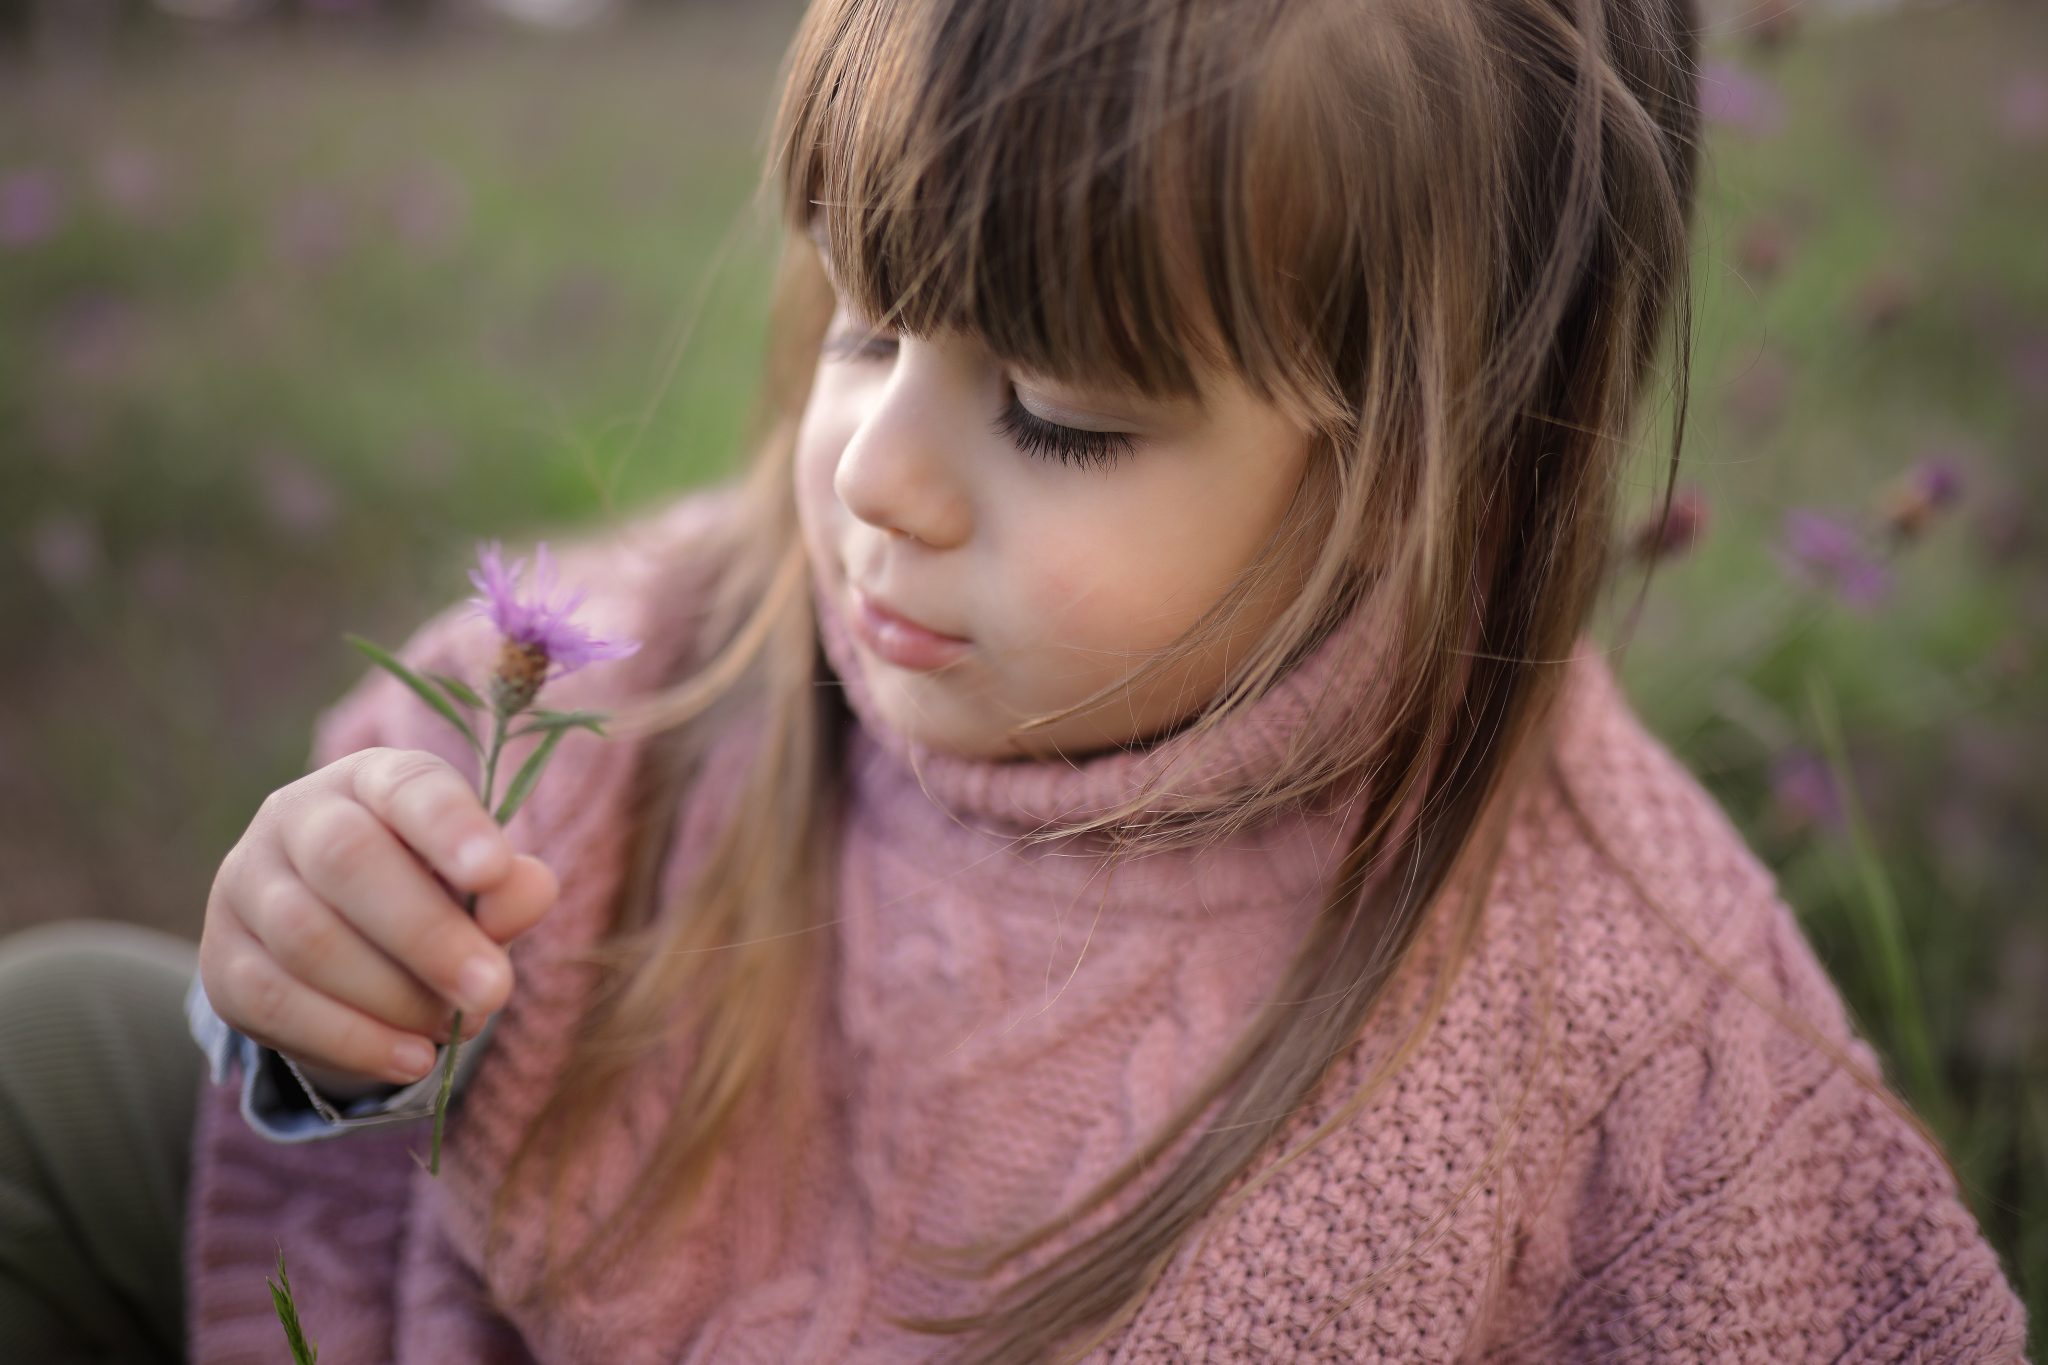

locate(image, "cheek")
(1008, 513), (1205, 657)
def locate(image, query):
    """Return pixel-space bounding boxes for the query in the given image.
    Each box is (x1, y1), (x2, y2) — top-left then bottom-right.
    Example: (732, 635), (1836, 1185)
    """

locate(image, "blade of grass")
(1803, 668), (1951, 1134)
(267, 1246), (319, 1364)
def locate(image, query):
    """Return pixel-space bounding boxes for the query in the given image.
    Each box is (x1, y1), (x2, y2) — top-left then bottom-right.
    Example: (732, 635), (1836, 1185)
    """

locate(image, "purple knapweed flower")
(93, 146), (166, 221)
(1998, 69), (2048, 146)
(1627, 485), (1710, 564)
(25, 511), (102, 591)
(272, 187), (353, 270)
(387, 166), (470, 257)
(1776, 509), (1892, 609)
(1699, 59), (1785, 138)
(1770, 748), (1843, 835)
(0, 169), (64, 249)
(256, 449), (340, 540)
(1736, 217), (1793, 282)
(1876, 453), (1964, 544)
(1724, 347), (1791, 436)
(466, 539), (641, 714)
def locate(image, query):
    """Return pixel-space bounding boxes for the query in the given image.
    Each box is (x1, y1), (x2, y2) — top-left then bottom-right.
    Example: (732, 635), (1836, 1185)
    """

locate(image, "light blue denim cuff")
(184, 968), (497, 1144)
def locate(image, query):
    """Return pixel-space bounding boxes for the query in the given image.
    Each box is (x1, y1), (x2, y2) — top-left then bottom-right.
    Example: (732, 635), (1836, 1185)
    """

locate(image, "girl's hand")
(199, 747), (560, 1089)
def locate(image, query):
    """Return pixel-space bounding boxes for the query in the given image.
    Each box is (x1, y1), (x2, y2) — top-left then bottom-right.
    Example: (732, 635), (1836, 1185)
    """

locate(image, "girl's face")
(795, 245), (1319, 762)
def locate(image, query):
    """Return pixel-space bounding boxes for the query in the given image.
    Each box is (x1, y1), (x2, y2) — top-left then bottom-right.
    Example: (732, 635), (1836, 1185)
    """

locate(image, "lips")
(855, 587), (967, 642)
(847, 584), (971, 671)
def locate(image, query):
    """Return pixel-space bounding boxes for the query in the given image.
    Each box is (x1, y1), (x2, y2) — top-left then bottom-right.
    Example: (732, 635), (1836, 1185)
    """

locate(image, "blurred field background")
(1, 0), (2042, 1350)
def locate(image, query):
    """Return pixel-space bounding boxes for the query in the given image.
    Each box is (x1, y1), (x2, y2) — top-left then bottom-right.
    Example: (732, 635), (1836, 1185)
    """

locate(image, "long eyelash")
(993, 394), (1135, 472)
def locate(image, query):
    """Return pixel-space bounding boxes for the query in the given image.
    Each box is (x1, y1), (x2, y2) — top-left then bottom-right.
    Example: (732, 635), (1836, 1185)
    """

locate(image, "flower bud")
(488, 638), (550, 717)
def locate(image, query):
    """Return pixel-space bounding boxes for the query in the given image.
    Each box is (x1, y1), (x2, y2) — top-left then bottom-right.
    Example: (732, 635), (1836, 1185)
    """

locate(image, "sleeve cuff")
(184, 963), (501, 1144)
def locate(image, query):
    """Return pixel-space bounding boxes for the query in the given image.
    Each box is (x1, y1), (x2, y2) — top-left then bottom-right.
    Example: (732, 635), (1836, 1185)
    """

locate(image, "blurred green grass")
(1, 0), (2042, 1350)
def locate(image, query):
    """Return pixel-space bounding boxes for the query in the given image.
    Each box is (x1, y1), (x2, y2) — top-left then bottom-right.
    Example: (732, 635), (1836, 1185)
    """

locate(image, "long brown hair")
(476, 0), (1719, 1358)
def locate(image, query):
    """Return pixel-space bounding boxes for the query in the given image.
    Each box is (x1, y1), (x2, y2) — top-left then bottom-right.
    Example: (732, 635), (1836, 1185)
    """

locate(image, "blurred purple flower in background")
(1884, 159), (1947, 216)
(256, 449), (341, 540)
(385, 161), (470, 257)
(25, 512), (104, 591)
(1743, 0), (1800, 51)
(1778, 509), (1893, 608)
(0, 169), (65, 248)
(1627, 486), (1711, 564)
(1848, 83), (1906, 153)
(49, 292), (143, 382)
(1850, 267), (1916, 334)
(131, 545), (194, 608)
(1770, 747), (1844, 834)
(1725, 346), (1792, 436)
(1700, 59), (1785, 137)
(1736, 216), (1794, 283)
(93, 146), (167, 221)
(1997, 68), (2048, 146)
(272, 186), (355, 269)
(1877, 451), (1965, 542)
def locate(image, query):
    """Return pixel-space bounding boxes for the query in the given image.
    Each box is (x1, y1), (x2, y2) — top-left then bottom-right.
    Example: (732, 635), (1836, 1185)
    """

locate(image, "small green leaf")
(494, 728), (570, 825)
(345, 635), (481, 754)
(507, 708), (610, 741)
(427, 671), (487, 711)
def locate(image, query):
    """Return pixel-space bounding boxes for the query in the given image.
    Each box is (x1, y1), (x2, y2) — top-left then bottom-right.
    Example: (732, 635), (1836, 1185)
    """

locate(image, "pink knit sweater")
(183, 485), (2030, 1363)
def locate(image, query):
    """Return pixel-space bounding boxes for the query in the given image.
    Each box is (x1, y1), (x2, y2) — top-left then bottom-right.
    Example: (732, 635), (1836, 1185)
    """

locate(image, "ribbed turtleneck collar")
(811, 572), (1395, 834)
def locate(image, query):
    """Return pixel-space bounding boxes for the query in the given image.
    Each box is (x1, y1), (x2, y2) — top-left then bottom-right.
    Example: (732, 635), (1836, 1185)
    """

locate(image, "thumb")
(473, 853), (560, 947)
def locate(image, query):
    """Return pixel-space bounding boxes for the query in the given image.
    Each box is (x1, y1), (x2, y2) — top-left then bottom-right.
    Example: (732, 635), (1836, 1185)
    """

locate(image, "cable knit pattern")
(184, 483), (2030, 1364)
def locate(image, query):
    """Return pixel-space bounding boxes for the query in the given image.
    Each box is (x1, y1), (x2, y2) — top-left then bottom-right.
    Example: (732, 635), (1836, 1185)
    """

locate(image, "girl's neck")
(812, 575), (1397, 835)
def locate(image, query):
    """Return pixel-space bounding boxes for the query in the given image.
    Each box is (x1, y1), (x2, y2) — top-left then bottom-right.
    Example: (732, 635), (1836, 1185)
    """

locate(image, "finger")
(280, 795), (513, 1018)
(348, 748), (513, 895)
(234, 857), (491, 1045)
(213, 915), (456, 1086)
(474, 854), (559, 947)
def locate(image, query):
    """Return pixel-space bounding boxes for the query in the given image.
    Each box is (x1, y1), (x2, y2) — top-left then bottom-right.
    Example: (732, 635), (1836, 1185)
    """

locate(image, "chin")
(862, 672), (994, 757)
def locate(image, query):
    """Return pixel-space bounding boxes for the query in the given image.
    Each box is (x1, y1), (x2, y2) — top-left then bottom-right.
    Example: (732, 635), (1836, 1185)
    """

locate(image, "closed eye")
(993, 394), (1135, 472)
(820, 324), (1134, 472)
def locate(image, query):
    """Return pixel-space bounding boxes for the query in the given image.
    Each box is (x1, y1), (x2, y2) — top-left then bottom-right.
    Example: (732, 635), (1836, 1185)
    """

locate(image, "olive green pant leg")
(0, 919), (202, 1365)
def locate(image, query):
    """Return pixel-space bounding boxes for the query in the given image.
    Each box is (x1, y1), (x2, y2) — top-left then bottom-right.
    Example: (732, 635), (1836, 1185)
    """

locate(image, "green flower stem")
(428, 708), (510, 1177)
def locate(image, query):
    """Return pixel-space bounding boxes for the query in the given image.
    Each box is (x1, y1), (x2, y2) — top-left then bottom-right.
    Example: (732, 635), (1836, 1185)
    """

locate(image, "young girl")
(0, 0), (2028, 1360)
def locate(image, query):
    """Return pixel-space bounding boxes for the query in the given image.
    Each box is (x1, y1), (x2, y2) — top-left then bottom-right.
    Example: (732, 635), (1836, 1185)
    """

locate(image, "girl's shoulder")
(1493, 643), (1894, 1143)
(1457, 644), (2029, 1360)
(1525, 645), (1813, 1100)
(1134, 647), (2025, 1361)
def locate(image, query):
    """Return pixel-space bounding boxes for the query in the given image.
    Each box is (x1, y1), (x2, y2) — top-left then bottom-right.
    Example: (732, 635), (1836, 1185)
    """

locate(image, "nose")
(832, 346), (972, 550)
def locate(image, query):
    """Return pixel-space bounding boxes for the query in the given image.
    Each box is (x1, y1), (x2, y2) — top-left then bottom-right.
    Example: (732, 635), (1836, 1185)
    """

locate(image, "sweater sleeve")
(1499, 895), (2031, 1364)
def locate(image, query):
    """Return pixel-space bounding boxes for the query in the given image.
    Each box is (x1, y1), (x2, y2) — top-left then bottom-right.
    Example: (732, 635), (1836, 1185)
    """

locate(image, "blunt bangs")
(770, 0), (1351, 416)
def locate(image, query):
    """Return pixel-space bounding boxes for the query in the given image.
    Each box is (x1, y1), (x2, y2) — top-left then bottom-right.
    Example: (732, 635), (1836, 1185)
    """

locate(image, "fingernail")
(455, 835), (500, 882)
(392, 1039), (436, 1080)
(458, 956), (506, 1011)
